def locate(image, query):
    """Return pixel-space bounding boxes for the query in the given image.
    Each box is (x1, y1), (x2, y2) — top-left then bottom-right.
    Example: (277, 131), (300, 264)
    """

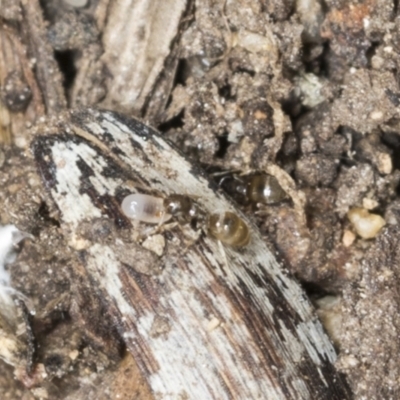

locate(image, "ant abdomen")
(207, 212), (250, 248)
(246, 174), (287, 204)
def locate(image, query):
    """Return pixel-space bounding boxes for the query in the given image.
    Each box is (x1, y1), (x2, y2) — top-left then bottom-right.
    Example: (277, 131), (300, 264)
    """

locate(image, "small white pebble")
(69, 234), (90, 250)
(362, 197), (378, 210)
(20, 263), (30, 273)
(347, 207), (385, 239)
(340, 354), (359, 369)
(14, 136), (27, 149)
(371, 56), (384, 70)
(315, 296), (342, 346)
(31, 388), (49, 399)
(142, 234), (166, 257)
(206, 317), (221, 331)
(376, 152), (392, 175)
(342, 229), (356, 247)
(377, 267), (393, 282)
(69, 350), (79, 360)
(369, 110), (383, 121)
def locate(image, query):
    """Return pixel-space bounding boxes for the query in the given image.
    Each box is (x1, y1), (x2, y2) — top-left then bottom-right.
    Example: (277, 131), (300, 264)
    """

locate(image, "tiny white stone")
(69, 349), (79, 360)
(376, 152), (392, 175)
(363, 18), (370, 29)
(370, 110), (384, 121)
(206, 317), (221, 331)
(342, 229), (356, 247)
(348, 207), (385, 239)
(142, 234), (166, 257)
(362, 197), (378, 210)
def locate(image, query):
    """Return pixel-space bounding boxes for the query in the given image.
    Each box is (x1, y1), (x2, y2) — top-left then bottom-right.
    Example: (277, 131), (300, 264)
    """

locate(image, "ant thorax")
(163, 194), (204, 224)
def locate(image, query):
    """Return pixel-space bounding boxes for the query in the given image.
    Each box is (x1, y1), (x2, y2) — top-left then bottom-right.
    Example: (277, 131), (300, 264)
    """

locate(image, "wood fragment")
(31, 108), (352, 399)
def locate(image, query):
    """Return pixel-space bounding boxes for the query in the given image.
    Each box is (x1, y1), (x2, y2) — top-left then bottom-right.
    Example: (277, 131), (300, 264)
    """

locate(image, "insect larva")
(121, 193), (171, 224)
